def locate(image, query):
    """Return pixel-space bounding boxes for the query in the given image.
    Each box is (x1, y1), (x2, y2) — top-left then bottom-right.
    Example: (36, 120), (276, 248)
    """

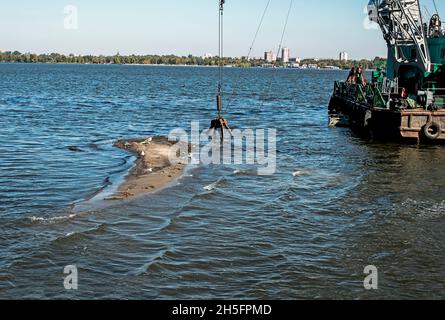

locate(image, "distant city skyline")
(339, 51), (349, 62)
(0, 0), (444, 60)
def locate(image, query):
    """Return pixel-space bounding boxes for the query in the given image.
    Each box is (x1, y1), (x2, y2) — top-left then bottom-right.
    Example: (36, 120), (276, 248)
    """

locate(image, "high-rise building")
(264, 51), (276, 63)
(339, 51), (349, 61)
(282, 47), (290, 63)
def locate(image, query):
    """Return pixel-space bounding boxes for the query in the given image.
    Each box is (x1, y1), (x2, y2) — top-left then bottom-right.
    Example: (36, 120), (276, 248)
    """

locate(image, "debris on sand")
(109, 136), (190, 201)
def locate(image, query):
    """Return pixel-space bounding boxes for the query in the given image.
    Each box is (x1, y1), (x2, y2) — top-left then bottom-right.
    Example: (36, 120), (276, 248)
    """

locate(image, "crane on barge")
(369, 0), (432, 74)
(329, 0), (445, 143)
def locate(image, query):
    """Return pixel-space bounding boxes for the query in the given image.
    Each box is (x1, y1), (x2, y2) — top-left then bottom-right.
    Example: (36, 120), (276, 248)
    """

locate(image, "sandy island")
(105, 136), (190, 201)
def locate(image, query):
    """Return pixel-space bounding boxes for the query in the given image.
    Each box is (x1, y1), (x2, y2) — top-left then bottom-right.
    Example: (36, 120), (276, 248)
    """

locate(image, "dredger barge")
(329, 0), (445, 143)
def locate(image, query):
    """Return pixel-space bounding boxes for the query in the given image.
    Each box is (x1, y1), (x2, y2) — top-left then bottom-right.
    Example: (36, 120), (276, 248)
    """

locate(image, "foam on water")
(292, 169), (312, 177)
(203, 177), (225, 191)
(28, 214), (77, 225)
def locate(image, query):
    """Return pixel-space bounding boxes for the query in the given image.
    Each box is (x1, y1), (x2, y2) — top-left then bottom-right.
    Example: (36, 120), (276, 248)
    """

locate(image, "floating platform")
(329, 93), (445, 144)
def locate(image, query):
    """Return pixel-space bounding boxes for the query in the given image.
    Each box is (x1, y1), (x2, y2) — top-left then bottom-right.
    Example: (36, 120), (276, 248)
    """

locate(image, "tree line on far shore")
(0, 51), (386, 69)
(300, 58), (386, 70)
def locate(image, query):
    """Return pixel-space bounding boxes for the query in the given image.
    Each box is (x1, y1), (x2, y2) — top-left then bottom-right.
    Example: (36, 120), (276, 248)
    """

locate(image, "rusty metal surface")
(329, 95), (445, 143)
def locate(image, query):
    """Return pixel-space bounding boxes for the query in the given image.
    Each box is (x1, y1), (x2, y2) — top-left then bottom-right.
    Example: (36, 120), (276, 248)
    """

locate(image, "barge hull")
(329, 95), (445, 143)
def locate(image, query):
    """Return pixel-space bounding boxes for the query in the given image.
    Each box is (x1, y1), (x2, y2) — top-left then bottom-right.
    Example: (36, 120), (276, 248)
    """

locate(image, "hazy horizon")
(0, 0), (443, 60)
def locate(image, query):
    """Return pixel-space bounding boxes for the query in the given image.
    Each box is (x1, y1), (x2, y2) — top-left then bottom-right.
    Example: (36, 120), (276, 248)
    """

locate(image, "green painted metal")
(386, 39), (444, 80)
(435, 96), (445, 107)
(373, 87), (386, 109)
(334, 80), (388, 109)
(356, 85), (367, 103)
(428, 37), (445, 64)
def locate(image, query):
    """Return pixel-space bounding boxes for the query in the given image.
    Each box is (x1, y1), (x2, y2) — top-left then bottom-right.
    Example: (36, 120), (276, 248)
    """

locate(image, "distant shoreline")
(0, 62), (357, 71)
(0, 51), (385, 70)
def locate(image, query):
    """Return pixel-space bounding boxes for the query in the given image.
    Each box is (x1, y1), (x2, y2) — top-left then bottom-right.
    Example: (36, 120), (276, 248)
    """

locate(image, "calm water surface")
(1, 64), (445, 299)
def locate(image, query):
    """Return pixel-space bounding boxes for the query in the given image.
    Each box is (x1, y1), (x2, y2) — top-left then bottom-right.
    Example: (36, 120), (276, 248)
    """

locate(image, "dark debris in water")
(67, 146), (84, 152)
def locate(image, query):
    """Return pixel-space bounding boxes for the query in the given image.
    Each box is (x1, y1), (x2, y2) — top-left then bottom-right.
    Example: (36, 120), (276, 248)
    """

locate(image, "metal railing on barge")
(333, 81), (387, 109)
(333, 78), (445, 111)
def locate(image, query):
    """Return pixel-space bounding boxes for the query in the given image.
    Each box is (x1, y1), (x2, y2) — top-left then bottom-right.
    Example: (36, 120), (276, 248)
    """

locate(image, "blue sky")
(0, 0), (444, 59)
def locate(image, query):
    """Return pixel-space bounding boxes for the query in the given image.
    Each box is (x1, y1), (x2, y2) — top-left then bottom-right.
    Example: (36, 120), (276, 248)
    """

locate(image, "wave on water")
(203, 177), (225, 192)
(50, 223), (109, 245)
(292, 169), (312, 177)
(28, 214), (77, 225)
(126, 249), (172, 276)
(233, 168), (258, 176)
(396, 199), (445, 219)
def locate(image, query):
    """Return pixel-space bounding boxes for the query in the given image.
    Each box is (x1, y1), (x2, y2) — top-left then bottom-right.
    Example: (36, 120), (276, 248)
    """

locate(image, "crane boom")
(368, 0), (432, 74)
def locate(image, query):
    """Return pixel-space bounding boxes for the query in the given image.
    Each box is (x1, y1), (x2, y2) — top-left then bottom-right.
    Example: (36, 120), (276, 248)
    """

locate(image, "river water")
(1, 64), (445, 299)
